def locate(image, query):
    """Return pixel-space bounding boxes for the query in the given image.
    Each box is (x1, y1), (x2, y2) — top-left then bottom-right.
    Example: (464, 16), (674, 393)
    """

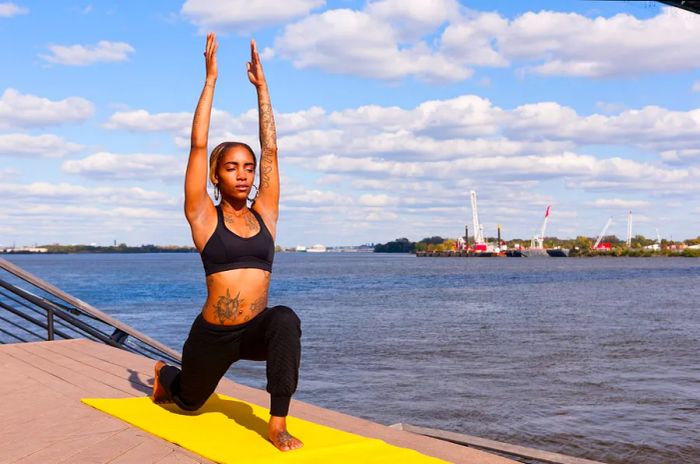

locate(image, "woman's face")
(216, 146), (256, 202)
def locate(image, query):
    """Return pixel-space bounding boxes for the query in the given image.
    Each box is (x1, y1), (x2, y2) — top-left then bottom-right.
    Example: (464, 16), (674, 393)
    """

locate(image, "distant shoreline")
(1, 245), (197, 254)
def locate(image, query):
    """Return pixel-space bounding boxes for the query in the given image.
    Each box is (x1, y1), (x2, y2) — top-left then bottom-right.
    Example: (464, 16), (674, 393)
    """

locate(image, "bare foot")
(268, 416), (303, 452)
(151, 361), (172, 404)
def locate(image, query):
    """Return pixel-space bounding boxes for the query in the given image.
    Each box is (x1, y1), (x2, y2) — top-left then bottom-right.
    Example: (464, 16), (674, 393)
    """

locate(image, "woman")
(151, 32), (303, 452)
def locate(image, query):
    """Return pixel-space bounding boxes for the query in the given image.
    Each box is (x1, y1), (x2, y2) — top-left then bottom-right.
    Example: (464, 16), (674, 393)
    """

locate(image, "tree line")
(374, 235), (700, 254)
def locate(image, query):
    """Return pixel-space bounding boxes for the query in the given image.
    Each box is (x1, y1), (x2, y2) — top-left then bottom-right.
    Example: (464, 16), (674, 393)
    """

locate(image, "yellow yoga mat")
(82, 394), (449, 464)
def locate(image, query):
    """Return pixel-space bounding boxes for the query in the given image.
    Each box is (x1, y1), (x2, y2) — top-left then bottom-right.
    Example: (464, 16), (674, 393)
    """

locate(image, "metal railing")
(0, 257), (181, 365)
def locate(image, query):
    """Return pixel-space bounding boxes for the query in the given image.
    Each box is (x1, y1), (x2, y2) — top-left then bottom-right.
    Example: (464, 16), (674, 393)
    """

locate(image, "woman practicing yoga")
(151, 33), (303, 452)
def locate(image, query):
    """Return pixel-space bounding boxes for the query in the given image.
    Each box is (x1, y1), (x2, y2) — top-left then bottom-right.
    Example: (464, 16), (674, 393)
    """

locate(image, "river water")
(3, 253), (699, 464)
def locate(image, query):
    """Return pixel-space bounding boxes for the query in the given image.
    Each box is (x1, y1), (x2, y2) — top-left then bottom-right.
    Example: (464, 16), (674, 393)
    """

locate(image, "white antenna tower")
(470, 190), (484, 245)
(626, 211), (633, 247)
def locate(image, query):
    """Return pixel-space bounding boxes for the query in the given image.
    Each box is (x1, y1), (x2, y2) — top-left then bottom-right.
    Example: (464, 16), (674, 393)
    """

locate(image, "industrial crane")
(594, 217), (613, 249)
(470, 190), (485, 246)
(530, 206), (551, 249)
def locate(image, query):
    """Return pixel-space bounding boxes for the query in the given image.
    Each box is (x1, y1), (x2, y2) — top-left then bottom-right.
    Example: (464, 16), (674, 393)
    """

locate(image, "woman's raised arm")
(184, 32), (218, 224)
(247, 40), (280, 227)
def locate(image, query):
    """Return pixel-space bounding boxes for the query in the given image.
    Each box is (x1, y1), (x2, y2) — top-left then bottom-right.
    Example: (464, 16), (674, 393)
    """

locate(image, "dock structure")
(1, 257), (601, 464)
(1, 338), (517, 464)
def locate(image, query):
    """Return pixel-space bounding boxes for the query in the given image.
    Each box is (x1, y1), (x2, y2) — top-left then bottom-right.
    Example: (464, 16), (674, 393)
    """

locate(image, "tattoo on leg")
(214, 288), (243, 324)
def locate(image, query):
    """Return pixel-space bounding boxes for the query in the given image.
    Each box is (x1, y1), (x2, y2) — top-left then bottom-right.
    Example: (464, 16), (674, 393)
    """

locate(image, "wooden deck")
(0, 339), (517, 464)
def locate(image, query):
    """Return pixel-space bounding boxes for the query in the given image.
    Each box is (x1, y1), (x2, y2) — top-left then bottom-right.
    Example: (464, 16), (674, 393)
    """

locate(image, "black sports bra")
(200, 205), (274, 276)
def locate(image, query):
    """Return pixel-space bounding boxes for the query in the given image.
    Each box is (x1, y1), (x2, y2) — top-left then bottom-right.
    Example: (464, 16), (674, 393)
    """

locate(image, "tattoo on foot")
(270, 430), (303, 452)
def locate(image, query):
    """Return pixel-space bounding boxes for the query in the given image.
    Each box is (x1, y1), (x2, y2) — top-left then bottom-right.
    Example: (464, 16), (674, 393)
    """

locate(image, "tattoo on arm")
(191, 85), (214, 147)
(259, 102), (277, 152)
(258, 98), (277, 191)
(214, 288), (243, 324)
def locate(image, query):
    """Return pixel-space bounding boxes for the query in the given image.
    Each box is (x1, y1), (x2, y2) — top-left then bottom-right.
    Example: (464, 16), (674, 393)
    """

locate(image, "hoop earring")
(214, 184), (220, 201)
(247, 184), (259, 203)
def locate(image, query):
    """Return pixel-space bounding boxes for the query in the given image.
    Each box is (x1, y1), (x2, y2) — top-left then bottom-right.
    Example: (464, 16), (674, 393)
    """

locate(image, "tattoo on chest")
(243, 211), (259, 232)
(214, 288), (244, 324)
(223, 210), (260, 236)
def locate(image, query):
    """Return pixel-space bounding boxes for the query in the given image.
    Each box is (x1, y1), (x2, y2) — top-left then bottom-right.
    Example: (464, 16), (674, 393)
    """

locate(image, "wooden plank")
(395, 423), (607, 464)
(0, 341), (209, 464)
(6, 343), (127, 397)
(0, 340), (520, 464)
(45, 339), (155, 395)
(26, 341), (148, 397)
(12, 429), (125, 464)
(55, 428), (153, 463)
(0, 344), (84, 398)
(154, 451), (206, 464)
(107, 439), (185, 464)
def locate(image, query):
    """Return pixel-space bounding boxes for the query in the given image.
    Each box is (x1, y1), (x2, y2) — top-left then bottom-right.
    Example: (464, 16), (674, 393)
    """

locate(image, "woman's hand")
(204, 32), (218, 84)
(246, 39), (266, 88)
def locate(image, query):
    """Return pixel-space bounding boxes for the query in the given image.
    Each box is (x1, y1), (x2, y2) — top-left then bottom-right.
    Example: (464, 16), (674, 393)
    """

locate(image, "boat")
(307, 244), (327, 253)
(546, 248), (570, 257)
(523, 248), (548, 257)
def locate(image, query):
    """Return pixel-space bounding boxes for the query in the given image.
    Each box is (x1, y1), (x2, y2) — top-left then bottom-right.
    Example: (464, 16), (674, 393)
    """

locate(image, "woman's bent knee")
(269, 305), (301, 332)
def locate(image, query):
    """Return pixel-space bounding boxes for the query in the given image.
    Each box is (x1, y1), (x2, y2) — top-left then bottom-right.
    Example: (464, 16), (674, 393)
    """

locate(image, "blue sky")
(2, 0), (700, 247)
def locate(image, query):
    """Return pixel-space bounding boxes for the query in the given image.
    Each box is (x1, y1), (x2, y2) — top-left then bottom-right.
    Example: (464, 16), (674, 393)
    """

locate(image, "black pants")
(159, 305), (301, 417)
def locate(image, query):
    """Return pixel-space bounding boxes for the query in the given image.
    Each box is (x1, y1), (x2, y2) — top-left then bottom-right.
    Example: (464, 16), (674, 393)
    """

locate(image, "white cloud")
(181, 0), (325, 33)
(358, 193), (398, 207)
(592, 198), (650, 209)
(0, 168), (17, 180)
(366, 0), (460, 40)
(0, 133), (83, 158)
(0, 2), (27, 17)
(273, 8), (472, 82)
(20, 205), (172, 220)
(506, 102), (700, 150)
(499, 8), (700, 77)
(289, 151), (697, 195)
(104, 109), (191, 132)
(0, 88), (94, 128)
(0, 183), (185, 246)
(269, 5), (700, 81)
(104, 94), (700, 166)
(62, 152), (185, 181)
(0, 182), (178, 206)
(660, 149), (700, 164)
(41, 40), (135, 66)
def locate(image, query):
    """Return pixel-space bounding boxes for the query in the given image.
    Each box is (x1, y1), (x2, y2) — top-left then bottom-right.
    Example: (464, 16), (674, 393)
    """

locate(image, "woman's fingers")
(205, 32), (217, 59)
(252, 39), (261, 65)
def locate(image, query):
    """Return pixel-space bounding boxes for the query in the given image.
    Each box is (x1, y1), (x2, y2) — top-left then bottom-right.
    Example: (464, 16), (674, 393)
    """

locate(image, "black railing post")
(47, 306), (54, 340)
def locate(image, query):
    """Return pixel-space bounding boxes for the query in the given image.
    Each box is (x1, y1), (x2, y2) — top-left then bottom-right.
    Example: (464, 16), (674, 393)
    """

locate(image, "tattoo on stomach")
(214, 288), (243, 324)
(246, 293), (268, 321)
(213, 287), (269, 324)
